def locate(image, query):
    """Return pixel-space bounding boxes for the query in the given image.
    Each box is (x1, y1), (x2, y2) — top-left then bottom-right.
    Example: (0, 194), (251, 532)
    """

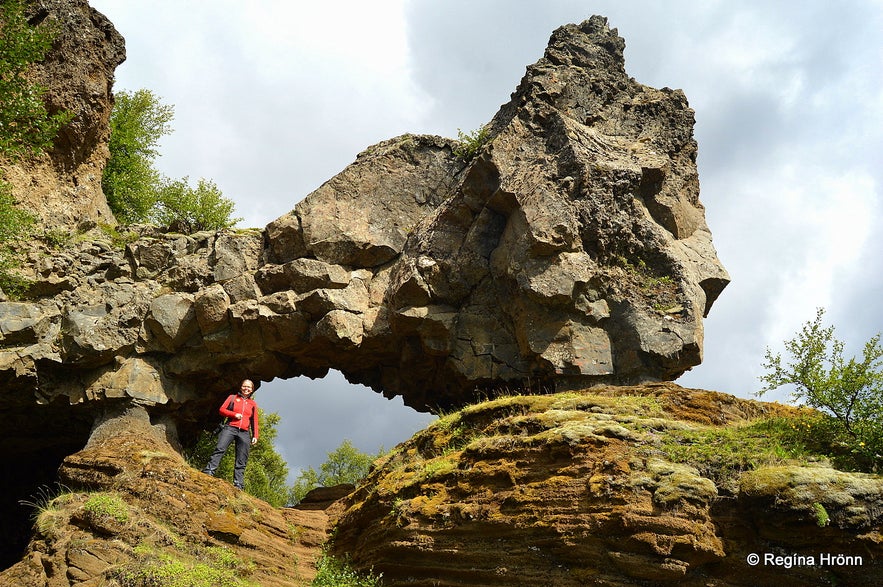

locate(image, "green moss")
(422, 454), (458, 480)
(83, 492), (129, 524)
(111, 543), (258, 587)
(813, 502), (830, 527)
(740, 464), (883, 528)
(652, 416), (827, 493)
(637, 459), (718, 505)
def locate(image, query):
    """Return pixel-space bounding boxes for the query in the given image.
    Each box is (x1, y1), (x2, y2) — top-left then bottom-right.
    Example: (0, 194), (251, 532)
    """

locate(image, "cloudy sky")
(88, 0), (883, 481)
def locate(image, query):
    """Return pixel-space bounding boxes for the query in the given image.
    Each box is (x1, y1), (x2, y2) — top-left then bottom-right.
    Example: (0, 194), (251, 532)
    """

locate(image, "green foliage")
(759, 308), (883, 470)
(103, 88), (240, 232)
(812, 502), (830, 527)
(187, 411), (292, 507)
(41, 226), (70, 249)
(291, 440), (380, 504)
(0, 0), (74, 159)
(0, 178), (34, 297)
(452, 126), (489, 161)
(311, 551), (383, 587)
(111, 544), (258, 587)
(97, 222), (139, 248)
(154, 176), (241, 232)
(102, 88), (173, 223)
(654, 416), (821, 492)
(0, 1), (68, 297)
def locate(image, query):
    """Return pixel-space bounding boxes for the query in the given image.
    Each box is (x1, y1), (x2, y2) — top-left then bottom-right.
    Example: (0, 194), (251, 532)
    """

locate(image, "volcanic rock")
(329, 383), (883, 586)
(1, 0), (124, 228)
(3, 16), (729, 420)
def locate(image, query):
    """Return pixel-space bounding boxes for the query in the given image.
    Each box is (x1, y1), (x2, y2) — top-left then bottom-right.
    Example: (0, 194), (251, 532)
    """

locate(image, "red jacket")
(219, 394), (259, 440)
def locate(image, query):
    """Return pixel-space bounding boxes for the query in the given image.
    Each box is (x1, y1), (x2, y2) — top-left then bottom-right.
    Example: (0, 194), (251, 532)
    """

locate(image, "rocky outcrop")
(329, 383), (883, 586)
(2, 0), (124, 228)
(2, 16), (728, 417)
(0, 404), (331, 586)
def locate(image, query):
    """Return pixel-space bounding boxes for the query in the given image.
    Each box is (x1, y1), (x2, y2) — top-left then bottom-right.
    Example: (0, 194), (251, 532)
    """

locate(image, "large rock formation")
(0, 12), (733, 551)
(0, 1), (749, 580)
(329, 384), (883, 586)
(2, 15), (728, 416)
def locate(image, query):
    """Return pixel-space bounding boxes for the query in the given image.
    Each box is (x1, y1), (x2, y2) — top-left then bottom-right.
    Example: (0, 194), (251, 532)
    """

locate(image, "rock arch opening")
(257, 372), (436, 483)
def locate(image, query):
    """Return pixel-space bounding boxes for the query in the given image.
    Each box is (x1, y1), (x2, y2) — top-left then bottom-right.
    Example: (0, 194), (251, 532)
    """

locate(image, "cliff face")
(2, 0), (124, 228)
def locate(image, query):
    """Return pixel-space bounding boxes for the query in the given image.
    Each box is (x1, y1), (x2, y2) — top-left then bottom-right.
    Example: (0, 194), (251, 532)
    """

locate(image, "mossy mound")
(330, 382), (882, 586)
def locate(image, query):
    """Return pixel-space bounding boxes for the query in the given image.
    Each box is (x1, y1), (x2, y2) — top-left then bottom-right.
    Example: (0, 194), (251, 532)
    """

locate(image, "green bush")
(452, 126), (490, 161)
(759, 308), (883, 471)
(103, 88), (240, 232)
(154, 177), (241, 233)
(311, 551), (382, 587)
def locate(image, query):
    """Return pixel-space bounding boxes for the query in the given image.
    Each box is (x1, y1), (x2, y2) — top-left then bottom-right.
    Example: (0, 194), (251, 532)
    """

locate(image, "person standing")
(202, 379), (260, 489)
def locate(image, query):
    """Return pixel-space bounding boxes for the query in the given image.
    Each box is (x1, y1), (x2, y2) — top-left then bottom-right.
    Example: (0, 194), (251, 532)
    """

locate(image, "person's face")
(240, 380), (254, 396)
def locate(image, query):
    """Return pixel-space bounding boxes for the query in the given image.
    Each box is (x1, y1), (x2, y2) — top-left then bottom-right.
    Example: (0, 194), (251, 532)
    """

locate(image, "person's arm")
(219, 395), (239, 419)
(250, 403), (260, 444)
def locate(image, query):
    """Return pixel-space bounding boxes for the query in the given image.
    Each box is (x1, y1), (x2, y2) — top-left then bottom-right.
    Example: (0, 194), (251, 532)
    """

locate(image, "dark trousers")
(202, 426), (251, 489)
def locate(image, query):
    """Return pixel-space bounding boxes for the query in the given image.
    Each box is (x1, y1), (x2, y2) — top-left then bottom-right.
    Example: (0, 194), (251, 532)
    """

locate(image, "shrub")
(452, 126), (490, 161)
(103, 88), (241, 232)
(759, 308), (883, 471)
(311, 551), (382, 587)
(102, 88), (172, 223)
(153, 177), (241, 233)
